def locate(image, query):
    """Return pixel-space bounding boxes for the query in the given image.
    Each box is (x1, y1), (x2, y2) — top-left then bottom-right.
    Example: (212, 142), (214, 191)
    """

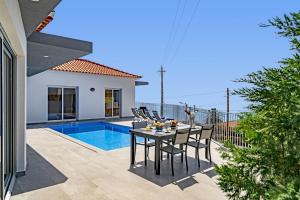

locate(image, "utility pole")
(226, 88), (230, 130)
(158, 66), (166, 116)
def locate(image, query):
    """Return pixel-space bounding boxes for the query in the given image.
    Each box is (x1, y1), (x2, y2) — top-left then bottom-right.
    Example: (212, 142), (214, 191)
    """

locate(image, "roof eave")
(27, 32), (93, 76)
(135, 81), (149, 86)
(18, 0), (61, 38)
(51, 69), (141, 79)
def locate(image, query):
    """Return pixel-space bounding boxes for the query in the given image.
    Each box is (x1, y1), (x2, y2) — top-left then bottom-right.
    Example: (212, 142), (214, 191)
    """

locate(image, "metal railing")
(136, 102), (249, 147)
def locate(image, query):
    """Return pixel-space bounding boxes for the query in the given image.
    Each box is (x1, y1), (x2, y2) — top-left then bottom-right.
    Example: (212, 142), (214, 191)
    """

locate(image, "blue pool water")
(49, 121), (142, 151)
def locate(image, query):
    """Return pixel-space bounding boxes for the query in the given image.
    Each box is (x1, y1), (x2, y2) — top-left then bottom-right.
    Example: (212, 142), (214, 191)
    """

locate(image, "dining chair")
(187, 125), (214, 168)
(132, 121), (155, 166)
(160, 128), (191, 176)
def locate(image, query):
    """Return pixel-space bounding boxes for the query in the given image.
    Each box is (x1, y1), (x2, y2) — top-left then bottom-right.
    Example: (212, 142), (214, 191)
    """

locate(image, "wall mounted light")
(90, 88), (95, 92)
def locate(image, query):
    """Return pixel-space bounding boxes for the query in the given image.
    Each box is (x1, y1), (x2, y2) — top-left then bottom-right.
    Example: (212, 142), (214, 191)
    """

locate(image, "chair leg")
(180, 144), (184, 163)
(167, 141), (170, 159)
(146, 147), (150, 159)
(144, 139), (148, 166)
(171, 154), (174, 176)
(154, 148), (156, 170)
(160, 143), (163, 161)
(208, 146), (212, 164)
(197, 148), (201, 168)
(134, 138), (137, 164)
(185, 152), (188, 171)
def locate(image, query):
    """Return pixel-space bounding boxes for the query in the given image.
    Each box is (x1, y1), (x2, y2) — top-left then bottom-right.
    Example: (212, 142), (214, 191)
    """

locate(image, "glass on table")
(145, 124), (152, 131)
(164, 127), (172, 133)
(164, 121), (171, 129)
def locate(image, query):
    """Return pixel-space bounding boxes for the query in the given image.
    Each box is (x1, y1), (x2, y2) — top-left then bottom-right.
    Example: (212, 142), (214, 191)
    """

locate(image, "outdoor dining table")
(130, 125), (209, 175)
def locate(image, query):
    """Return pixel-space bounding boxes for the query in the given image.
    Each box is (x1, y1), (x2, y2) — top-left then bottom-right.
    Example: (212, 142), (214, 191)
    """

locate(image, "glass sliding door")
(113, 90), (121, 117)
(48, 87), (77, 121)
(1, 36), (14, 199)
(48, 88), (63, 121)
(105, 89), (121, 118)
(3, 49), (13, 189)
(0, 35), (3, 200)
(63, 88), (76, 120)
(105, 90), (113, 117)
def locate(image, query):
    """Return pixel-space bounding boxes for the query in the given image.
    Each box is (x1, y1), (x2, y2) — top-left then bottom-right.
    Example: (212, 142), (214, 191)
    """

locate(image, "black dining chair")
(160, 128), (191, 176)
(132, 121), (155, 166)
(187, 125), (214, 168)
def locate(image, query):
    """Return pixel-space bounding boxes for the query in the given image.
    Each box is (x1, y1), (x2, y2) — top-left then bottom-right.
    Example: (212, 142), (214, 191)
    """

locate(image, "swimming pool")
(49, 121), (142, 151)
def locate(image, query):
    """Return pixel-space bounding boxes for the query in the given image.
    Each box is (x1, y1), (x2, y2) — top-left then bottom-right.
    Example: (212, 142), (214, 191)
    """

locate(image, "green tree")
(215, 12), (300, 200)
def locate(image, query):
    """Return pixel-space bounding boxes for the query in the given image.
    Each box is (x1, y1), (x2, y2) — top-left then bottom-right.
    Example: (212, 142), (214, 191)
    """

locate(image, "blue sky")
(43, 0), (300, 112)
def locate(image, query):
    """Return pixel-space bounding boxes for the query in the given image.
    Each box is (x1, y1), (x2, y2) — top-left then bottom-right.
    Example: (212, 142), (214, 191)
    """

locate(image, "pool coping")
(27, 117), (134, 128)
(44, 128), (107, 154)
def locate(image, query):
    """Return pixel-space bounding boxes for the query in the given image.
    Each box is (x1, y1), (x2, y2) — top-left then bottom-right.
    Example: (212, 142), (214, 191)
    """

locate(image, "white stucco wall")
(27, 70), (137, 123)
(0, 0), (27, 173)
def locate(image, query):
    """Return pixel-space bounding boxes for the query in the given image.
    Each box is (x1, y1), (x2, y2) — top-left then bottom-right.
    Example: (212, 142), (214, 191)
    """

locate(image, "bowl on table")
(153, 122), (164, 132)
(145, 126), (152, 131)
(170, 120), (178, 129)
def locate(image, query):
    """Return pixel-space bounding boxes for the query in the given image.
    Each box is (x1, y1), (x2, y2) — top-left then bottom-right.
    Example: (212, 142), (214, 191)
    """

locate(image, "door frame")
(0, 28), (16, 200)
(47, 86), (78, 122)
(104, 88), (122, 118)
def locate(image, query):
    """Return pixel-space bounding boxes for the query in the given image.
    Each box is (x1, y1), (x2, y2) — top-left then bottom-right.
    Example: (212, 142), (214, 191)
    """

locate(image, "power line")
(198, 101), (227, 107)
(168, 0), (201, 66)
(146, 91), (224, 100)
(161, 0), (182, 65)
(164, 0), (188, 65)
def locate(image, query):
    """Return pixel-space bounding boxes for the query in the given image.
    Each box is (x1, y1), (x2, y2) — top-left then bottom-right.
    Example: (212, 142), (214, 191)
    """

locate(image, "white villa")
(0, 1), (227, 200)
(27, 59), (144, 123)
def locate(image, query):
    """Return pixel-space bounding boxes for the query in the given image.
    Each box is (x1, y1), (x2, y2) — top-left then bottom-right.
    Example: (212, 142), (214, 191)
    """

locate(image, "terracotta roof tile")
(50, 59), (141, 79)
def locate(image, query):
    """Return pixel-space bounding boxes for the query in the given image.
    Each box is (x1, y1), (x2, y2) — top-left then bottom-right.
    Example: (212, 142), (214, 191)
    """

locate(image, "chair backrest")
(190, 128), (202, 141)
(138, 109), (148, 120)
(200, 125), (214, 140)
(173, 128), (191, 145)
(131, 108), (141, 118)
(132, 121), (147, 129)
(152, 110), (161, 120)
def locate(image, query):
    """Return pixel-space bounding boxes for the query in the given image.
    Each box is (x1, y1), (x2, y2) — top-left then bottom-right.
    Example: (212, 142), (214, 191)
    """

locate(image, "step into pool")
(49, 121), (142, 151)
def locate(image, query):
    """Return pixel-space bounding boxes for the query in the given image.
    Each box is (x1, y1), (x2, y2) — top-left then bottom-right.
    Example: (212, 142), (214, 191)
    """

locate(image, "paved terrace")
(11, 121), (227, 200)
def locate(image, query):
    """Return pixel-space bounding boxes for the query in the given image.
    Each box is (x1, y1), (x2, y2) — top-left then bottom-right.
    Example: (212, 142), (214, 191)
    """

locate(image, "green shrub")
(215, 11), (300, 200)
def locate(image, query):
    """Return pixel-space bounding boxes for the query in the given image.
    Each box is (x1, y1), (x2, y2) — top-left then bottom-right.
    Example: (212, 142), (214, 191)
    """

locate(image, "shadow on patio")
(12, 145), (68, 195)
(129, 155), (218, 189)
